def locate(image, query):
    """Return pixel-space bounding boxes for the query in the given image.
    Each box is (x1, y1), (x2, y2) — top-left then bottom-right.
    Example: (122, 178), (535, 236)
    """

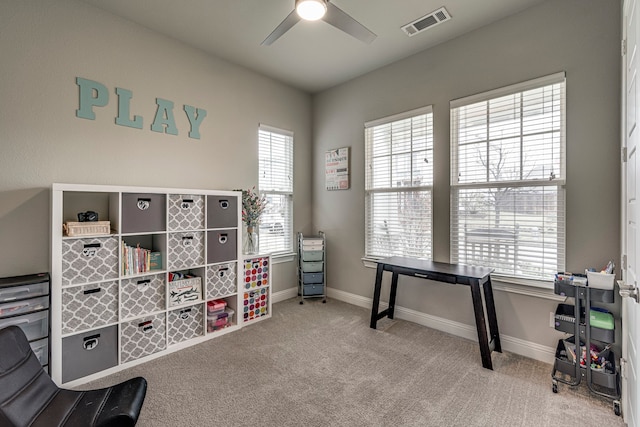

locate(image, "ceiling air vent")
(401, 7), (451, 37)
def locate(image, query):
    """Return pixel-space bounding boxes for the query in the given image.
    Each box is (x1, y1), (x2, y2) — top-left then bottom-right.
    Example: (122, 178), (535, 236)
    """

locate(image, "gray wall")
(0, 0), (312, 290)
(312, 0), (621, 355)
(0, 0), (622, 359)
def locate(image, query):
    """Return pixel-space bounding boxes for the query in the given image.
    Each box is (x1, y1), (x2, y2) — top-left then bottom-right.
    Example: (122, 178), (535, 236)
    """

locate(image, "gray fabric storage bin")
(62, 325), (118, 383)
(121, 193), (166, 233)
(207, 195), (237, 228)
(207, 229), (237, 264)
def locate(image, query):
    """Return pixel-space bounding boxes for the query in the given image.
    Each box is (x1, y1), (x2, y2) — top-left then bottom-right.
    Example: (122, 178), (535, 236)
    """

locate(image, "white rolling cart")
(297, 231), (326, 304)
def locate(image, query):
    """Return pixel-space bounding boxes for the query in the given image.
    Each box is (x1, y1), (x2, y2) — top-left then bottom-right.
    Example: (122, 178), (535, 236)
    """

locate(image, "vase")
(243, 225), (258, 254)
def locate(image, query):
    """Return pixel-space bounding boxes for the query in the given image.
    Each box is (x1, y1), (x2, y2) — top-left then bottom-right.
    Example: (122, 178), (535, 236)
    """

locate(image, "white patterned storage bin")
(120, 313), (167, 363)
(61, 280), (118, 334)
(167, 304), (204, 345)
(206, 262), (237, 299)
(61, 236), (119, 286)
(167, 231), (205, 270)
(243, 257), (269, 290)
(120, 273), (165, 320)
(168, 194), (205, 231)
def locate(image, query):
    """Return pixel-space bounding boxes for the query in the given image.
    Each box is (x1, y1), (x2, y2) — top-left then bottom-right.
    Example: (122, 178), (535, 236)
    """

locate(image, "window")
(258, 124), (294, 254)
(450, 72), (566, 281)
(365, 106), (434, 258)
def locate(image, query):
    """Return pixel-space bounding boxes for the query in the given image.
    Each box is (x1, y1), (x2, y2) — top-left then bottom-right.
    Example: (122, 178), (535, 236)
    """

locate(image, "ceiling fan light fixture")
(295, 0), (327, 21)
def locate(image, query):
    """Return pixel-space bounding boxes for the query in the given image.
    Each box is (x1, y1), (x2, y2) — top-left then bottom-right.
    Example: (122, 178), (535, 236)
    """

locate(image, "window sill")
(269, 251), (296, 264)
(361, 256), (564, 301)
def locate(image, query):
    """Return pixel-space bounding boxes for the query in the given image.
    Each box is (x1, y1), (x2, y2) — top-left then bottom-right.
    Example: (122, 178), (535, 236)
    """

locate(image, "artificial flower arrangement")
(238, 187), (267, 228)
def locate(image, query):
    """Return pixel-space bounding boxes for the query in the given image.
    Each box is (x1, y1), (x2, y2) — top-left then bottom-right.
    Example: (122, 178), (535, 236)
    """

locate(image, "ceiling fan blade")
(262, 9), (301, 46)
(323, 2), (376, 44)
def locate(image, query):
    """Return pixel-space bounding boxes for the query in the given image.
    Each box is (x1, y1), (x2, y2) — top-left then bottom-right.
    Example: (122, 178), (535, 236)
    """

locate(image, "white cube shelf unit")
(51, 183), (244, 386)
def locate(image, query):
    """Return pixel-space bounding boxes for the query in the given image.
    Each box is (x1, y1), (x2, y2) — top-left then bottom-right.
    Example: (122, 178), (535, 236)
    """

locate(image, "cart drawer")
(302, 272), (324, 284)
(0, 295), (48, 318)
(0, 277), (49, 303)
(0, 310), (48, 341)
(303, 284), (324, 296)
(302, 261), (323, 273)
(302, 250), (323, 261)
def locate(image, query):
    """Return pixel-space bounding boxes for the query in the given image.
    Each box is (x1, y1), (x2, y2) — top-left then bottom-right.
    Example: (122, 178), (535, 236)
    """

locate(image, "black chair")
(0, 325), (147, 427)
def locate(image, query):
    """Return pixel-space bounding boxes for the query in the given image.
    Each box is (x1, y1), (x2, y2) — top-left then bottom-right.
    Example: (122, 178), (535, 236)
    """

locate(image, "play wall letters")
(75, 77), (207, 139)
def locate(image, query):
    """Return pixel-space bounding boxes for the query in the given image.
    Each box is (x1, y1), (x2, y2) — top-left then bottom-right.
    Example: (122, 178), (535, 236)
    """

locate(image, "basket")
(63, 221), (111, 237)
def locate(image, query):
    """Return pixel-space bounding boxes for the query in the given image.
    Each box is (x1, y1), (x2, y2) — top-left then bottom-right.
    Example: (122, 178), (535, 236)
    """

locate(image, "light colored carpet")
(83, 298), (625, 426)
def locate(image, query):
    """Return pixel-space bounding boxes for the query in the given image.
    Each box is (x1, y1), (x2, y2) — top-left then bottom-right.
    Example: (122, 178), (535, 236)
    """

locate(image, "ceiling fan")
(262, 0), (377, 46)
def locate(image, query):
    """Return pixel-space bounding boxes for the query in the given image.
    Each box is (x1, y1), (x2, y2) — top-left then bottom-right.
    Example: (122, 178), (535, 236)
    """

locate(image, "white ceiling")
(78, 0), (547, 93)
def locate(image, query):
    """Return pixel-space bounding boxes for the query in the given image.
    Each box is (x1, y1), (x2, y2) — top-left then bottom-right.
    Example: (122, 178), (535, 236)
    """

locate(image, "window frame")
(364, 105), (434, 260)
(258, 124), (294, 255)
(449, 72), (566, 282)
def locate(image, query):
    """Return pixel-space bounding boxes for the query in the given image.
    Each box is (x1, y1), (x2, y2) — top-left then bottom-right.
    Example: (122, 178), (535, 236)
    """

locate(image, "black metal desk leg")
(387, 272), (399, 319)
(370, 263), (385, 329)
(482, 276), (502, 353)
(469, 280), (493, 370)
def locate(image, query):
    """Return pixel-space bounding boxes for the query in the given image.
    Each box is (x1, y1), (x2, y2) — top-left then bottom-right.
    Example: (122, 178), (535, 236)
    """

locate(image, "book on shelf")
(122, 242), (160, 275)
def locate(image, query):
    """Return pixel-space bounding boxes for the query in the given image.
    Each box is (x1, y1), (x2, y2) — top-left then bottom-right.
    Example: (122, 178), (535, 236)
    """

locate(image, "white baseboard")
(272, 287), (298, 303)
(323, 287), (556, 365)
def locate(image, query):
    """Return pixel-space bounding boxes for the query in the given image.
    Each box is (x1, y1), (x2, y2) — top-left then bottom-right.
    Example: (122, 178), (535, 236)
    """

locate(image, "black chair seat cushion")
(0, 325), (146, 427)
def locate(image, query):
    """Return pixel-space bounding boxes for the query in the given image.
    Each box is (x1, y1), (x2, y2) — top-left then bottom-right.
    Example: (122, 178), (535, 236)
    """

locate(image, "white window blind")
(365, 106), (433, 259)
(258, 124), (294, 254)
(450, 72), (566, 280)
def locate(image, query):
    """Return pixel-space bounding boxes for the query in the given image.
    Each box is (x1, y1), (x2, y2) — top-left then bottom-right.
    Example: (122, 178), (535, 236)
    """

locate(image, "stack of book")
(121, 242), (161, 275)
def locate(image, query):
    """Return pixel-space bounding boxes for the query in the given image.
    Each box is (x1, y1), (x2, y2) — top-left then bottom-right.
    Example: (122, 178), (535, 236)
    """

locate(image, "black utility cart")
(551, 273), (621, 416)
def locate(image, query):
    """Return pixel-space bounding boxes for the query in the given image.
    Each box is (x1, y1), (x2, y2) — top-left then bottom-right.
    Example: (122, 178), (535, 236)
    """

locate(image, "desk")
(369, 256), (502, 370)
